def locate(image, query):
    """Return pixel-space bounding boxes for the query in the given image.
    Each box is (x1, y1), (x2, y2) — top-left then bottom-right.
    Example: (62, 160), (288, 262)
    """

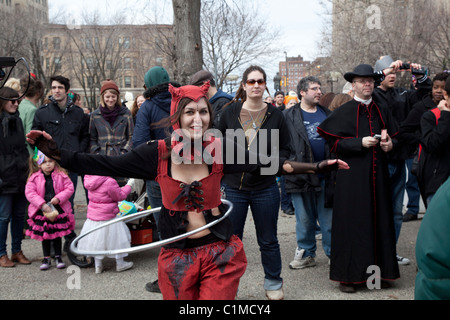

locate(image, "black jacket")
(418, 109), (450, 197)
(398, 94), (437, 152)
(32, 97), (90, 153)
(217, 101), (292, 191)
(0, 111), (29, 194)
(373, 77), (432, 160)
(283, 104), (336, 207)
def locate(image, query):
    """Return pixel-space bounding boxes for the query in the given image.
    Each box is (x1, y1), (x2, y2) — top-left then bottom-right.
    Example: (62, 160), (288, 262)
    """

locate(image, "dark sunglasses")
(246, 79), (266, 86)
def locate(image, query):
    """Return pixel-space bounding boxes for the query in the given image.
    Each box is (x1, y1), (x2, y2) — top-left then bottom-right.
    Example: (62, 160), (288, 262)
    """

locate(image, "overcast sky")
(48, 0), (329, 89)
(49, 0), (328, 60)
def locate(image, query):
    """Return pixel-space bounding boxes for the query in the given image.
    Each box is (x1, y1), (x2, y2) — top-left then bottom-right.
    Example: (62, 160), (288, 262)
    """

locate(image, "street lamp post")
(327, 71), (340, 93)
(284, 51), (288, 92)
(274, 72), (281, 91)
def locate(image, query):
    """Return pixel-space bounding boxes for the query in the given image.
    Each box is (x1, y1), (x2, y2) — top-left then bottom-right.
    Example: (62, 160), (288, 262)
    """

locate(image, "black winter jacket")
(398, 94), (437, 152)
(0, 111), (29, 194)
(217, 101), (292, 191)
(32, 97), (90, 153)
(373, 77), (431, 160)
(418, 109), (450, 197)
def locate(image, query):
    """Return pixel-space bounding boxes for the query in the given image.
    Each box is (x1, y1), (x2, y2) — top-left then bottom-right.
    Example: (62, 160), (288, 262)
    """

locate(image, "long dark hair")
(223, 65), (271, 108)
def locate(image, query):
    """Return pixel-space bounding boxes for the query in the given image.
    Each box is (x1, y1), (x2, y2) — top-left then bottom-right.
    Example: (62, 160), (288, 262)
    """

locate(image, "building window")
(53, 37), (61, 50)
(87, 76), (94, 87)
(123, 37), (130, 49)
(125, 76), (132, 88)
(86, 57), (94, 69)
(124, 57), (131, 69)
(54, 57), (61, 71)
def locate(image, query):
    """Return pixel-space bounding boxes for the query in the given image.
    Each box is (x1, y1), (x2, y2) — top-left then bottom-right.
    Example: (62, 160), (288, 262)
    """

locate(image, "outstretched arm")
(26, 130), (159, 180)
(282, 159), (350, 175)
(27, 130), (61, 161)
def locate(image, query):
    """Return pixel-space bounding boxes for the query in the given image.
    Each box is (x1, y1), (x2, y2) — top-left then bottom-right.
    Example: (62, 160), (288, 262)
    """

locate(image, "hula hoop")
(69, 199), (233, 256)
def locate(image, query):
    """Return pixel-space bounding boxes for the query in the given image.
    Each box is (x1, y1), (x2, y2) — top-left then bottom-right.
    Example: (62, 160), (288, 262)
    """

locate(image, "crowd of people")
(1, 55), (449, 300)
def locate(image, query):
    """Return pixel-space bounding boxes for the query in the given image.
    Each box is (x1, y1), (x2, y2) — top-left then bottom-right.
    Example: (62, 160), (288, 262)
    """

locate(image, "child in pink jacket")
(26, 150), (75, 271)
(78, 175), (133, 274)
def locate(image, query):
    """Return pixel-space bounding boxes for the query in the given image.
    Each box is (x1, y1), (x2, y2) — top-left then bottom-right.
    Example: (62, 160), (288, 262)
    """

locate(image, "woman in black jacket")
(419, 76), (450, 205)
(217, 66), (291, 300)
(0, 87), (31, 267)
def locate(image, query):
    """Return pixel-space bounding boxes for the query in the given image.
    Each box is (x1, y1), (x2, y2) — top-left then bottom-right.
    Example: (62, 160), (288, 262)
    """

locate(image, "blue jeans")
(388, 161), (406, 243)
(426, 194), (435, 207)
(65, 171), (79, 241)
(146, 180), (162, 228)
(222, 182), (282, 291)
(405, 158), (420, 216)
(0, 193), (28, 257)
(68, 171), (78, 210)
(291, 179), (332, 258)
(279, 176), (293, 212)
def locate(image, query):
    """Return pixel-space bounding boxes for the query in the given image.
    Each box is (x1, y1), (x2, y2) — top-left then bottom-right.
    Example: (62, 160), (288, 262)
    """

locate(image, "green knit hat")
(144, 66), (170, 89)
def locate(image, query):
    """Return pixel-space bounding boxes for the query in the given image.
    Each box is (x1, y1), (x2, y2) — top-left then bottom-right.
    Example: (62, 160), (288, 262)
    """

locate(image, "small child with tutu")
(25, 150), (75, 270)
(78, 175), (133, 274)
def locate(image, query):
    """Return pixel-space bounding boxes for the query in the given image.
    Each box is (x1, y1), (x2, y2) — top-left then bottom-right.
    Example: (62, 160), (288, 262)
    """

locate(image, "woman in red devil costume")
(26, 81), (348, 300)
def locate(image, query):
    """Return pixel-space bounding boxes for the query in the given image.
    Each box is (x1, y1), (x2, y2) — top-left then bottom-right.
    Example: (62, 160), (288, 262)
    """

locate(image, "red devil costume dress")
(317, 99), (400, 284)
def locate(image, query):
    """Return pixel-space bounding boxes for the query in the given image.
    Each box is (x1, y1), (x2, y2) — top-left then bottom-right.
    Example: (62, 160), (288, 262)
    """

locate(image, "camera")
(0, 57), (16, 81)
(0, 57), (15, 82)
(1, 56), (31, 101)
(0, 57), (15, 68)
(399, 63), (428, 76)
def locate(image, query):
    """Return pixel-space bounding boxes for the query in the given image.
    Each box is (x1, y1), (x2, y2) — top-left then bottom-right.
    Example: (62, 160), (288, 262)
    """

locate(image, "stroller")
(67, 179), (158, 268)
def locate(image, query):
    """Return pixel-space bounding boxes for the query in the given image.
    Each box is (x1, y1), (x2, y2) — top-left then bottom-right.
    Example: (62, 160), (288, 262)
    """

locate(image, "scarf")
(99, 105), (121, 127)
(1, 111), (21, 138)
(49, 95), (74, 113)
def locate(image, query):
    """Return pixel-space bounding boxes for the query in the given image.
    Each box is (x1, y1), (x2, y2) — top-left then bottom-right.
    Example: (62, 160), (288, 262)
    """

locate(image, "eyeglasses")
(246, 79), (266, 86)
(353, 79), (375, 85)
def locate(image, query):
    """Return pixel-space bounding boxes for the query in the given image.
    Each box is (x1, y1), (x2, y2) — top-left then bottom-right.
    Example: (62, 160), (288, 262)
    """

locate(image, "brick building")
(278, 55), (311, 94)
(1, 0), (174, 110)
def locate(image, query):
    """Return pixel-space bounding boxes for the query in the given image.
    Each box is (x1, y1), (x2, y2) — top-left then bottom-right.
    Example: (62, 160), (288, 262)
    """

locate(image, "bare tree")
(172, 0), (203, 84)
(0, 7), (53, 89)
(317, 0), (450, 90)
(200, 0), (280, 90)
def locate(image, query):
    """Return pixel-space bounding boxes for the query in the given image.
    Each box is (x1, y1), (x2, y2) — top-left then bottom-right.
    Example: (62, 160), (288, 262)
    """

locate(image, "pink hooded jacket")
(26, 169), (74, 220)
(84, 175), (131, 221)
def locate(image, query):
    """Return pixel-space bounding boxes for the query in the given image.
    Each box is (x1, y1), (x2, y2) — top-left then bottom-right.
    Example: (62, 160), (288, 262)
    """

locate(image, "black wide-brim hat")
(344, 64), (383, 82)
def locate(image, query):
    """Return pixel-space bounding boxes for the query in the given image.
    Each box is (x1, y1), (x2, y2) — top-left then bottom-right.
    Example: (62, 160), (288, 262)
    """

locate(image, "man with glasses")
(284, 77), (335, 271)
(317, 64), (400, 293)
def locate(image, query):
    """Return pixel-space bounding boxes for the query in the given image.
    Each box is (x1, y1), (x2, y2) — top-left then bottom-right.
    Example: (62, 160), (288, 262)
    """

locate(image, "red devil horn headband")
(169, 81), (211, 131)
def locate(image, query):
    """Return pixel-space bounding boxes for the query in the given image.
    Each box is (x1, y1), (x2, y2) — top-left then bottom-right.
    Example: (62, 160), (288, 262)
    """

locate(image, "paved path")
(1, 178), (421, 301)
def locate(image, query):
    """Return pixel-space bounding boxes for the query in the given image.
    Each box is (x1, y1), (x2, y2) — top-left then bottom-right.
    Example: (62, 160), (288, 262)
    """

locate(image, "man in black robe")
(317, 64), (400, 293)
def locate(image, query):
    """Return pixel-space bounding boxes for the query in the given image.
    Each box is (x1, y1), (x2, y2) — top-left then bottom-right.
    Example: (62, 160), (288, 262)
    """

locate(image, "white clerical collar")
(354, 96), (373, 105)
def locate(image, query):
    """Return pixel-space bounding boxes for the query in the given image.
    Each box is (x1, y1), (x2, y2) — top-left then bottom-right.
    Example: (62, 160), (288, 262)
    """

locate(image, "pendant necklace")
(247, 107), (264, 130)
